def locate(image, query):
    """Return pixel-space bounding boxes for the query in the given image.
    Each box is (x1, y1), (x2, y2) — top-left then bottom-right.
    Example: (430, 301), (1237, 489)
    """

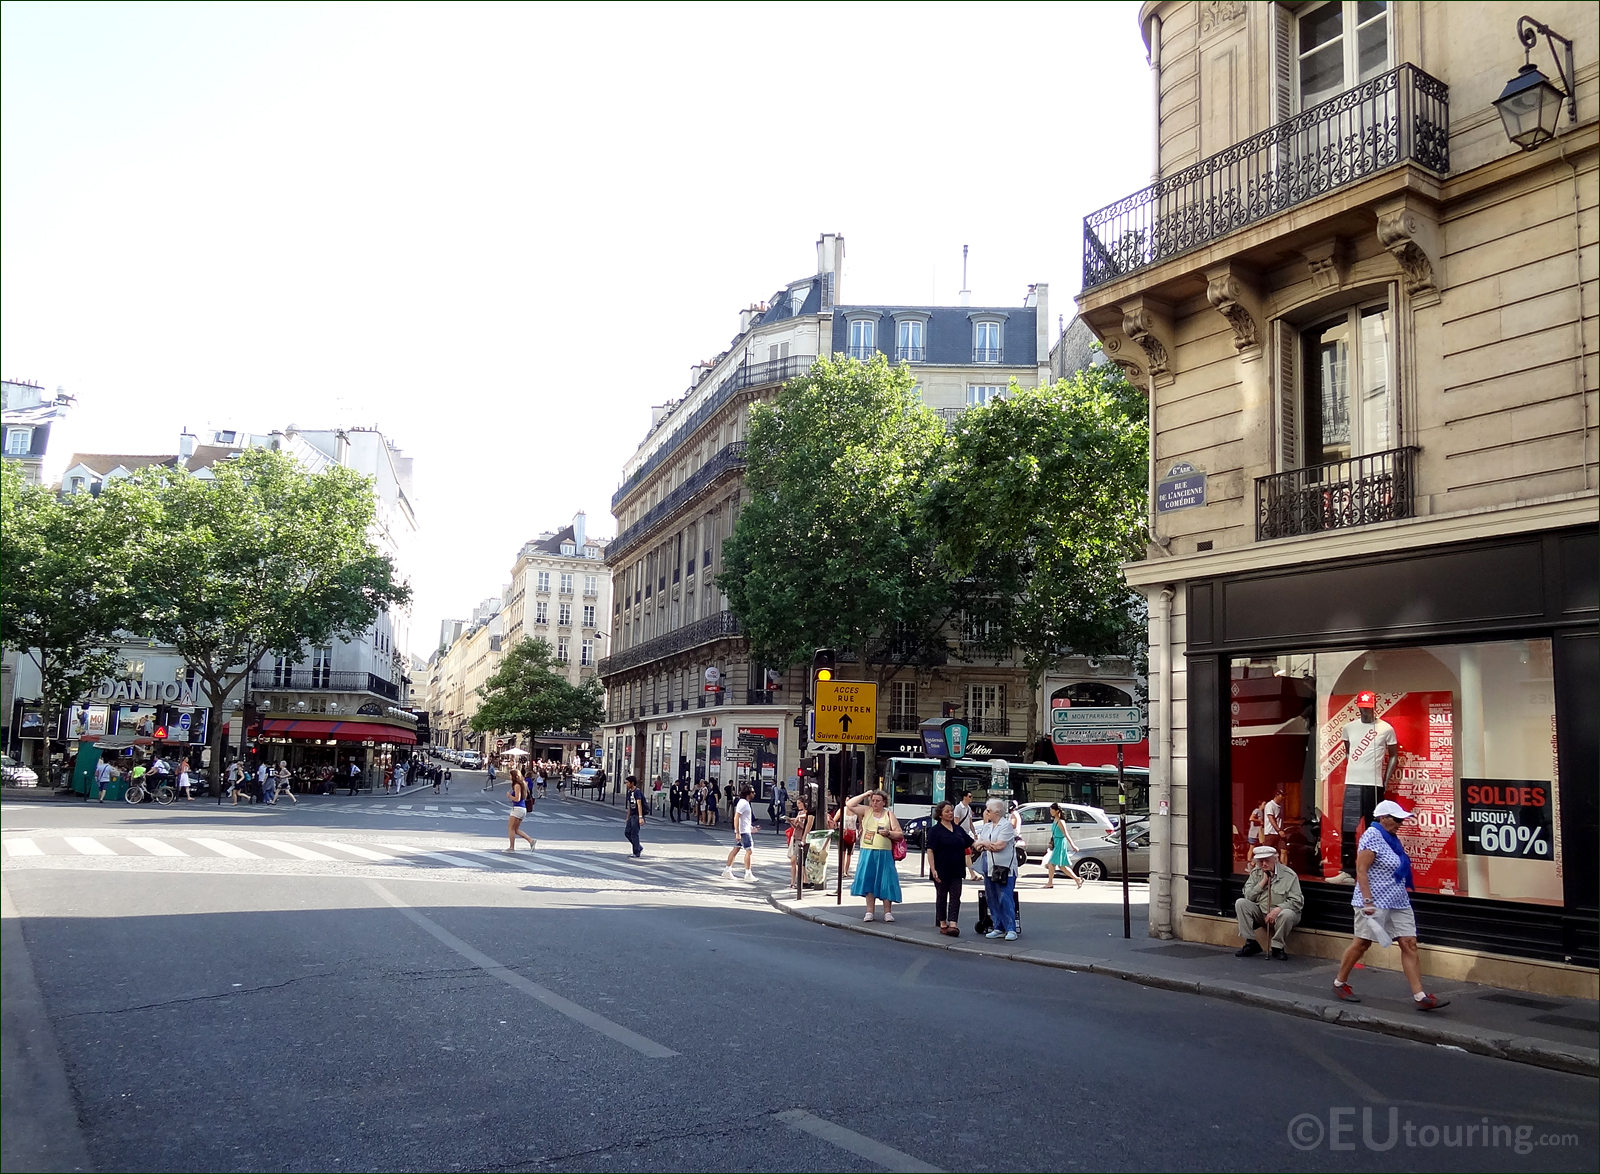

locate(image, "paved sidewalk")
(771, 866), (1598, 1077)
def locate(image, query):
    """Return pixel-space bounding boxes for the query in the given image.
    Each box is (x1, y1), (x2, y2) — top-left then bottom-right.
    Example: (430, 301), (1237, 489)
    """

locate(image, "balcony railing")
(608, 442), (747, 563)
(249, 670), (402, 702)
(612, 354), (815, 509)
(597, 610), (743, 676)
(885, 713), (921, 732)
(1082, 64), (1449, 290)
(846, 344), (877, 361)
(896, 346), (925, 363)
(969, 716), (1011, 735)
(1255, 446), (1419, 540)
(746, 690), (778, 706)
(972, 347), (1003, 363)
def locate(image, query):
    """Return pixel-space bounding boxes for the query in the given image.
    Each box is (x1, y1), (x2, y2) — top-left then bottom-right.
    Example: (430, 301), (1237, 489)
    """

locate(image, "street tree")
(471, 638), (605, 755)
(0, 462), (153, 776)
(925, 364), (1149, 747)
(125, 448), (410, 781)
(719, 356), (961, 776)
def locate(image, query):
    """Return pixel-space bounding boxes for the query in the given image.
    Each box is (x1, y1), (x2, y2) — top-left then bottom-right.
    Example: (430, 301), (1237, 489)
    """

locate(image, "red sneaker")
(1333, 982), (1361, 1003)
(1414, 993), (1450, 1012)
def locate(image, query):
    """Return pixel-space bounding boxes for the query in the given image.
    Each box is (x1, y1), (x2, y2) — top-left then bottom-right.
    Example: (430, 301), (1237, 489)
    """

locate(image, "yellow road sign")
(814, 680), (878, 745)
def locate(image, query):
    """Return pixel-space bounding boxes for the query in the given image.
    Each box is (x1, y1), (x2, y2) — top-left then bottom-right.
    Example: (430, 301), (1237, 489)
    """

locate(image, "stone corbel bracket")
(1375, 196), (1442, 307)
(1300, 237), (1347, 293)
(1204, 264), (1264, 361)
(1082, 307), (1150, 387)
(1120, 297), (1176, 388)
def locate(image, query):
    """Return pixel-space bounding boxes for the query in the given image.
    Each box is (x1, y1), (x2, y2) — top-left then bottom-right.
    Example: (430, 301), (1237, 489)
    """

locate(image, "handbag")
(989, 864), (1012, 885)
(842, 828), (856, 848)
(892, 837), (908, 862)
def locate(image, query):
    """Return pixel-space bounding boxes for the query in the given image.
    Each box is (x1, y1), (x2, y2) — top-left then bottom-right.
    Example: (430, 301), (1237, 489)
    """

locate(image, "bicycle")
(125, 777), (176, 805)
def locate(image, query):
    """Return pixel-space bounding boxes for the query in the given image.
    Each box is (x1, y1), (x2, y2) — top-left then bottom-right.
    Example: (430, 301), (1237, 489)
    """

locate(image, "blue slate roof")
(830, 304), (1037, 366)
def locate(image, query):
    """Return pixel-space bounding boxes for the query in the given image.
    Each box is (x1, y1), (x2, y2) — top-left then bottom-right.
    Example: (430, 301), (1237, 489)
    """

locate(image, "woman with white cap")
(1332, 798), (1449, 1011)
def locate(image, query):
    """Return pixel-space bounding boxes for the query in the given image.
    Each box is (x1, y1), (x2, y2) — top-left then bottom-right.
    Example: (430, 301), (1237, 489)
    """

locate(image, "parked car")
(1013, 802), (1118, 858)
(2, 754), (39, 787)
(1068, 826), (1152, 882)
(573, 766), (604, 792)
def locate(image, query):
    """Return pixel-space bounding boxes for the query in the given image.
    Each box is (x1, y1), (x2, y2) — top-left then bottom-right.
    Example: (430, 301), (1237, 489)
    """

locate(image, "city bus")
(884, 756), (1151, 843)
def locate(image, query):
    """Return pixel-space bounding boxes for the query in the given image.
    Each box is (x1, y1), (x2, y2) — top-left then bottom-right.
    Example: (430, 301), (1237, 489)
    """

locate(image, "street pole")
(1118, 743), (1131, 940)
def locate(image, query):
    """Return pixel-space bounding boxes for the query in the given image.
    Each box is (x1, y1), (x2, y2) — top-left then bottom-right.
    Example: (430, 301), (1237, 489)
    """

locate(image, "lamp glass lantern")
(1494, 62), (1566, 150)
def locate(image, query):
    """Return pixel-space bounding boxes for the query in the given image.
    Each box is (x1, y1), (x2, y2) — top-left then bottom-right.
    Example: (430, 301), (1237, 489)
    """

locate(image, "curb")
(767, 893), (1598, 1078)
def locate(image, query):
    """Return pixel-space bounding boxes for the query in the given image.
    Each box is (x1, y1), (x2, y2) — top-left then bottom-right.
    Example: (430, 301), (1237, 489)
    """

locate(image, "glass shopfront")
(1229, 638), (1560, 907)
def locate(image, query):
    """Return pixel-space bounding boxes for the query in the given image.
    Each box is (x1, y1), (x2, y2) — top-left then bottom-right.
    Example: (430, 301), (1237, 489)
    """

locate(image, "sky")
(1, 1), (1155, 652)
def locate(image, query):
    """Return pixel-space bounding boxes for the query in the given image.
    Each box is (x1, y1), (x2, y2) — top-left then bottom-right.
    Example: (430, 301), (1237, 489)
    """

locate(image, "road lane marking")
(366, 881), (678, 1059)
(897, 955), (932, 987)
(126, 837), (188, 858)
(423, 805), (439, 811)
(188, 837), (261, 860)
(314, 840), (394, 861)
(64, 837), (114, 856)
(4, 838), (43, 857)
(775, 1109), (943, 1172)
(251, 839), (337, 862)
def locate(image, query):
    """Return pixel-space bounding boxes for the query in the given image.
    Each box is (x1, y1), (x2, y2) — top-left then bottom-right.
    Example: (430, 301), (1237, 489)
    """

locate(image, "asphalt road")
(3, 777), (1595, 1173)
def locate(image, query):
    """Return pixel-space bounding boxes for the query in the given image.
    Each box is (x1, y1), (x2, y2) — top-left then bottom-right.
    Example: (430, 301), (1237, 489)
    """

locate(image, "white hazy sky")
(1, 1), (1154, 650)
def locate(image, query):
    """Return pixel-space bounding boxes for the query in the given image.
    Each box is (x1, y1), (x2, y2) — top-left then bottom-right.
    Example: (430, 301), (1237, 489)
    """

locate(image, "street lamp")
(1494, 16), (1576, 151)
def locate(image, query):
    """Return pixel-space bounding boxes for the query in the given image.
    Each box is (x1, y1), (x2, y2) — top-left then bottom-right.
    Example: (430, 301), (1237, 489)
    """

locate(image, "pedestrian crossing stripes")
(1, 832), (787, 892)
(375, 804), (610, 823)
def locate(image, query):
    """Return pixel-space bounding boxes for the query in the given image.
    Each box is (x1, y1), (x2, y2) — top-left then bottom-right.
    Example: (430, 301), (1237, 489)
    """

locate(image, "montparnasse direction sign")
(814, 680), (878, 745)
(1051, 705), (1141, 745)
(1052, 705), (1140, 727)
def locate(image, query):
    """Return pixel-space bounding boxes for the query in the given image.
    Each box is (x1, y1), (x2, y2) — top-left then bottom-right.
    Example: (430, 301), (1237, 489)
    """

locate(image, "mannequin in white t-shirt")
(1335, 692), (1398, 881)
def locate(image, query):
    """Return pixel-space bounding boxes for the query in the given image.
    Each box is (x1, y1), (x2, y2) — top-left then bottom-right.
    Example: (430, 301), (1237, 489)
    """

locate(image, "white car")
(458, 751), (483, 769)
(2, 754), (40, 787)
(1014, 802), (1118, 858)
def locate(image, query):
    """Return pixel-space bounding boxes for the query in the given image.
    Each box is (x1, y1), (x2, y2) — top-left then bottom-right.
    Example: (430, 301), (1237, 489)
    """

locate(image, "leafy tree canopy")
(124, 447), (410, 772)
(718, 355), (956, 677)
(472, 638), (604, 744)
(925, 364), (1149, 740)
(1, 461), (154, 762)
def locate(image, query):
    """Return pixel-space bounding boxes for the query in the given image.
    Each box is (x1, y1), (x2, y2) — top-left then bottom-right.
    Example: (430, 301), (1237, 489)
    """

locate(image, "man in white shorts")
(720, 784), (758, 882)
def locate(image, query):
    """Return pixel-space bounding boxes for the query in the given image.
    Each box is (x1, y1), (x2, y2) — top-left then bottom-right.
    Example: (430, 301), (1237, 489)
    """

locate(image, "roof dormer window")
(846, 315), (877, 361)
(561, 542), (575, 555)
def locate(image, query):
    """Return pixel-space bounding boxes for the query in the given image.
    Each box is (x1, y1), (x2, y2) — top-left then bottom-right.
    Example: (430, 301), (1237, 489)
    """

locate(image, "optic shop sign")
(1461, 778), (1552, 859)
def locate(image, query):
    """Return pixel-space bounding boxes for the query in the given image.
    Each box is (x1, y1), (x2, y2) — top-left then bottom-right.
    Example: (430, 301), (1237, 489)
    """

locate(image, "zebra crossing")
(359, 803), (616, 823)
(0, 829), (789, 892)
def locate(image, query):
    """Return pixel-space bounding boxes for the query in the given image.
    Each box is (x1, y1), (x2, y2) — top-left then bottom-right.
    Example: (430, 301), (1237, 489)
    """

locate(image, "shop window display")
(1229, 639), (1560, 907)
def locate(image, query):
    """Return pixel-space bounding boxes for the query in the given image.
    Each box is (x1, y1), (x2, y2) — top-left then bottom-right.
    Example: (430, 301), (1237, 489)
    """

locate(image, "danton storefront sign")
(91, 678), (201, 705)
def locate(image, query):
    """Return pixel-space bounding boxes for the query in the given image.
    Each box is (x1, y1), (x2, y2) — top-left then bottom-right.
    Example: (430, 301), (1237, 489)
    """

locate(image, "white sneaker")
(985, 930), (1003, 939)
(1004, 931), (1018, 941)
(742, 871), (756, 882)
(1330, 871), (1355, 884)
(720, 867), (736, 880)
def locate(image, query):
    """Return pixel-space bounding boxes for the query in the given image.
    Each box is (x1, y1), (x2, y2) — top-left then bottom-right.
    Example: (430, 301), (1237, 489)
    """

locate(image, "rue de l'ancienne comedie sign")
(1156, 461), (1207, 514)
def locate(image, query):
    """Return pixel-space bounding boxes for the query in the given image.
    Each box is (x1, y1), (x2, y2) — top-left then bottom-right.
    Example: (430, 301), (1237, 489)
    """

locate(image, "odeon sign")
(91, 678), (201, 706)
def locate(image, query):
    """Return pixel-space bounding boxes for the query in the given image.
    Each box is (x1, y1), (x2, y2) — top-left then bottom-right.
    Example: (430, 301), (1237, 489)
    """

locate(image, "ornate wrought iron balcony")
(1082, 64), (1449, 290)
(249, 670), (403, 702)
(1255, 446), (1419, 540)
(608, 442), (746, 563)
(596, 610), (743, 676)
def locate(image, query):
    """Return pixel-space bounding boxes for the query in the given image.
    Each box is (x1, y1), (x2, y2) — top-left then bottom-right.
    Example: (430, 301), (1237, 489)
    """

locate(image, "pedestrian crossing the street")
(1, 829), (789, 895)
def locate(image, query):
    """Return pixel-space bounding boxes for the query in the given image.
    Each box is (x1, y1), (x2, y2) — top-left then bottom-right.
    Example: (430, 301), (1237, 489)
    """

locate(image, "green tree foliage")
(471, 638), (604, 750)
(926, 365), (1149, 745)
(125, 448), (410, 778)
(719, 356), (958, 681)
(1, 463), (152, 772)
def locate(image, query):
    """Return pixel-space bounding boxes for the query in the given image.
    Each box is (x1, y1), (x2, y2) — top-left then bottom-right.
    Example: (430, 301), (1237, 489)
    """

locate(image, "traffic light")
(152, 706), (170, 741)
(811, 647), (835, 691)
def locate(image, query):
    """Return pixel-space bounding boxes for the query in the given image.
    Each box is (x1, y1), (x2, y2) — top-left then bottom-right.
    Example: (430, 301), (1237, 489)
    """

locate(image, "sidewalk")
(771, 868), (1598, 1078)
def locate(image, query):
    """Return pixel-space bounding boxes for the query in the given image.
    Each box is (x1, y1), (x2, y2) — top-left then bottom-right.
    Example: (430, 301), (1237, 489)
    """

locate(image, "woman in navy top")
(927, 801), (975, 936)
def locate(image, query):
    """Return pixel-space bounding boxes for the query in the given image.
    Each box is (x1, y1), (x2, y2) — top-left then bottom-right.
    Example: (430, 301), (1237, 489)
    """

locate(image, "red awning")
(258, 718), (417, 745)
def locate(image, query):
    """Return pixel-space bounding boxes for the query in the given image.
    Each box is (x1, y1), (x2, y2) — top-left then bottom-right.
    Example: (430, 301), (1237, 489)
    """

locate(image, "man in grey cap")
(1236, 844), (1305, 959)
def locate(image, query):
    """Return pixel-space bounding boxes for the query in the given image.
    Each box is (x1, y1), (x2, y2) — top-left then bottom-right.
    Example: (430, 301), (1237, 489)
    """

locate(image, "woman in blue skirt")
(846, 789), (905, 921)
(1044, 802), (1084, 889)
